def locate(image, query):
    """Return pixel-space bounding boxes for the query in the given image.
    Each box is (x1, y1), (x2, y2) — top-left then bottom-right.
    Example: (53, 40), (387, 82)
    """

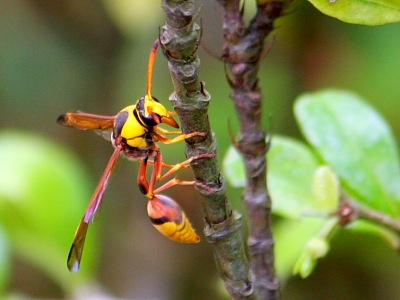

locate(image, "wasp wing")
(84, 145), (122, 223)
(57, 112), (114, 130)
(67, 219), (89, 272)
(67, 145), (122, 272)
(94, 128), (112, 142)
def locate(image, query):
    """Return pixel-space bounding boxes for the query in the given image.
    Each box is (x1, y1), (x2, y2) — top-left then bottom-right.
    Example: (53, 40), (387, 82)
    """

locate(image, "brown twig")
(160, 0), (254, 298)
(339, 199), (400, 233)
(214, 0), (290, 299)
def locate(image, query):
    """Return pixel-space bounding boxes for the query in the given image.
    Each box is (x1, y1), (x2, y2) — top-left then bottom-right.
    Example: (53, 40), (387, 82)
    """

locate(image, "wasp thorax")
(112, 104), (151, 148)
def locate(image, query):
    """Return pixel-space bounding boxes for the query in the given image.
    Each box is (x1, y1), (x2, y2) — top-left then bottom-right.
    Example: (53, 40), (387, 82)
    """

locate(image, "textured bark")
(161, 0), (254, 298)
(215, 1), (290, 299)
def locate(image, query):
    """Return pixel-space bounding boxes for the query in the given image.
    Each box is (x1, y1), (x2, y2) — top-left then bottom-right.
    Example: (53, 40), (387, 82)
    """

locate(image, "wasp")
(58, 39), (211, 272)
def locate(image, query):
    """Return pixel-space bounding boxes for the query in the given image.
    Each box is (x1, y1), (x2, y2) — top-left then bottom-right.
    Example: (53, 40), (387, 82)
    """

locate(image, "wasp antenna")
(146, 39), (160, 99)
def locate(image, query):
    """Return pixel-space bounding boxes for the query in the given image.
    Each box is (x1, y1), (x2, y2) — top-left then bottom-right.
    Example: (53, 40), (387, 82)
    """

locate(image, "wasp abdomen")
(147, 194), (200, 243)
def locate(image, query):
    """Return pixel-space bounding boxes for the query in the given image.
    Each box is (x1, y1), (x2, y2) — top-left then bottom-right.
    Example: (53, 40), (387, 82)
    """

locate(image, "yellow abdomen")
(147, 194), (200, 243)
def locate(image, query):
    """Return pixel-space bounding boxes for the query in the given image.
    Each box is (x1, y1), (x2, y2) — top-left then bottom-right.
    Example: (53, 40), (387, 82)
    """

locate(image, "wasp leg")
(154, 130), (206, 144)
(137, 149), (164, 197)
(155, 126), (183, 136)
(153, 177), (213, 195)
(137, 156), (151, 195)
(137, 159), (192, 170)
(158, 153), (214, 181)
(140, 153), (214, 173)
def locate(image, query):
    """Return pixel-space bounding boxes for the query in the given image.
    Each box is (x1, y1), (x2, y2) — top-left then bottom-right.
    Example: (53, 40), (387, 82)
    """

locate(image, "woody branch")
(215, 0), (291, 299)
(160, 0), (254, 298)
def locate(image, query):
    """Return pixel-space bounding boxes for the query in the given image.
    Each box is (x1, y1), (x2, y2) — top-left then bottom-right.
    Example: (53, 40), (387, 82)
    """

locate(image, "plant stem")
(215, 1), (290, 299)
(339, 199), (400, 233)
(160, 0), (254, 298)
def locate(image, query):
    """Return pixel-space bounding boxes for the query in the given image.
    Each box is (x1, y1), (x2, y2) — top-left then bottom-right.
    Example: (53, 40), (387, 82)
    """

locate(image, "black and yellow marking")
(147, 195), (200, 243)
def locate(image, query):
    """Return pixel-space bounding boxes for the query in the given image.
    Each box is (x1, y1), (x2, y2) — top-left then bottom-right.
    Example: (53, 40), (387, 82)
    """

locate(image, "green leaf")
(0, 227), (10, 295)
(0, 130), (98, 291)
(223, 146), (246, 188)
(292, 217), (337, 278)
(295, 89), (400, 217)
(268, 137), (321, 219)
(312, 166), (340, 214)
(293, 236), (330, 278)
(307, 0), (400, 25)
(347, 220), (400, 249)
(224, 136), (331, 219)
(274, 217), (328, 280)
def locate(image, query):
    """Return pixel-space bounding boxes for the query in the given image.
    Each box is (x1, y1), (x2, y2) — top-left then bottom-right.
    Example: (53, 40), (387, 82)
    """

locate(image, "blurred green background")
(1, 0), (400, 299)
